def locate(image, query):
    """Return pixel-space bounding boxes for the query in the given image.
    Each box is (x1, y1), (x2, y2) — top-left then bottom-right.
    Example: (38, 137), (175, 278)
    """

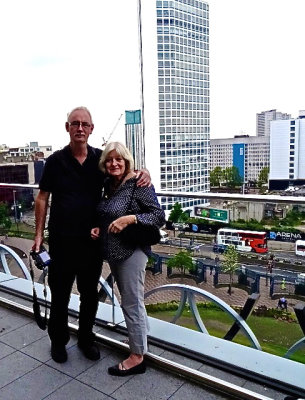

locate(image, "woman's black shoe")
(108, 360), (146, 376)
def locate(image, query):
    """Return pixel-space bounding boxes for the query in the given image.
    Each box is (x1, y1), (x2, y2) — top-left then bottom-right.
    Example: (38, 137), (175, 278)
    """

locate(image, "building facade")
(140, 0), (210, 213)
(210, 135), (270, 183)
(256, 109), (291, 137)
(269, 111), (305, 190)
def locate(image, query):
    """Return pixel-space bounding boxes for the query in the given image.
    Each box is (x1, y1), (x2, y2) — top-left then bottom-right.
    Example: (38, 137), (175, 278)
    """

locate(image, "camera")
(30, 246), (51, 270)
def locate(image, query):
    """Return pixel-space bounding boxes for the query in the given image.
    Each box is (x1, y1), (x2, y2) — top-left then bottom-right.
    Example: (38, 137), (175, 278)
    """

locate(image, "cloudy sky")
(1, 0), (305, 150)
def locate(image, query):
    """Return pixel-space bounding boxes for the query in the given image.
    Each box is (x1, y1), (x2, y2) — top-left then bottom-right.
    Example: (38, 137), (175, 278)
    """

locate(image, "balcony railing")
(1, 182), (305, 398)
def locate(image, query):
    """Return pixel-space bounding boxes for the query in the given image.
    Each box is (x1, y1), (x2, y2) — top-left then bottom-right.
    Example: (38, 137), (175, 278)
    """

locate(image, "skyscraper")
(256, 109), (291, 137)
(140, 0), (210, 213)
(269, 111), (305, 190)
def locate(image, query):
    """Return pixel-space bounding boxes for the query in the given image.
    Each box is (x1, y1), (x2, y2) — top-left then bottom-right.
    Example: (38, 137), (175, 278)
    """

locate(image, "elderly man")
(34, 107), (149, 363)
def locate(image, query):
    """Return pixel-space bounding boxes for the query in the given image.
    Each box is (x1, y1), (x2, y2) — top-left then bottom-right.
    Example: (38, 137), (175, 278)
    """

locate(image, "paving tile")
(242, 380), (289, 400)
(0, 351), (41, 388)
(0, 341), (15, 359)
(111, 366), (185, 400)
(77, 351), (133, 395)
(0, 310), (31, 337)
(44, 379), (112, 400)
(169, 381), (231, 399)
(46, 342), (110, 378)
(0, 364), (71, 400)
(0, 320), (47, 349)
(21, 334), (52, 362)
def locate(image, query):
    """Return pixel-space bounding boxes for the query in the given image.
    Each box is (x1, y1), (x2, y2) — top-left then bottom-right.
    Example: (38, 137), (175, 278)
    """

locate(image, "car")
(213, 243), (227, 253)
(159, 229), (169, 243)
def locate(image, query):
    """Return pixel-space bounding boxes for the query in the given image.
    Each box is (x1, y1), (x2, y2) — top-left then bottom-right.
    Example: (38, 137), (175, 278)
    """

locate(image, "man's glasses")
(69, 121), (92, 129)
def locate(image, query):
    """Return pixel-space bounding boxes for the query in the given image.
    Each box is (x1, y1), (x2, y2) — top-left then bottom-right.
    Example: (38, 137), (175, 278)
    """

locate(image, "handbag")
(120, 181), (161, 247)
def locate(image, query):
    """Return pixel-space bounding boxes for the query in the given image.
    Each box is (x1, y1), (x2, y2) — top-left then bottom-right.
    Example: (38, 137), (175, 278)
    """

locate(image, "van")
(159, 229), (169, 243)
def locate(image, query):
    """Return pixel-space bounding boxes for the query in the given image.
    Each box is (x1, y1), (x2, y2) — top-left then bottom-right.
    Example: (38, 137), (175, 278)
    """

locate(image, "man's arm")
(33, 190), (50, 252)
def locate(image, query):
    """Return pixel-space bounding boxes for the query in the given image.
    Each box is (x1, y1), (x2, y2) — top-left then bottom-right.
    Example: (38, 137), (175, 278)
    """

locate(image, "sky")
(1, 0), (305, 150)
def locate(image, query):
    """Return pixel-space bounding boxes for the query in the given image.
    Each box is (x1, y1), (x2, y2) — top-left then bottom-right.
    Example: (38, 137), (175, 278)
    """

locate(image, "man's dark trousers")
(48, 235), (102, 346)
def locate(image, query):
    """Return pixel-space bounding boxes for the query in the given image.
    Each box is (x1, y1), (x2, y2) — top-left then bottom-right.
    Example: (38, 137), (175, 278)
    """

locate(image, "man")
(34, 106), (149, 363)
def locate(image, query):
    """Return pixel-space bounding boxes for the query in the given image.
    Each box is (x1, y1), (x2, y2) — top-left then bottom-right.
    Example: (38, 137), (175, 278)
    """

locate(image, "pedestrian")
(277, 297), (288, 311)
(281, 278), (286, 290)
(91, 142), (165, 376)
(33, 107), (150, 364)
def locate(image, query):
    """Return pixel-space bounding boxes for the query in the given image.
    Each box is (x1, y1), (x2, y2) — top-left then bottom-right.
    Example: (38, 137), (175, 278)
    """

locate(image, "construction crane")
(101, 113), (123, 147)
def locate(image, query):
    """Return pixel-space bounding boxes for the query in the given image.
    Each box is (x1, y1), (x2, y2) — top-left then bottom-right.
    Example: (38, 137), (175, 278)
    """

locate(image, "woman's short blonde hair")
(99, 141), (134, 174)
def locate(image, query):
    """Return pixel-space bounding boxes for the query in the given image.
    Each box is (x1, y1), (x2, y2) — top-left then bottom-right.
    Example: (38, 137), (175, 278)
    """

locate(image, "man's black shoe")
(78, 341), (100, 361)
(51, 343), (67, 363)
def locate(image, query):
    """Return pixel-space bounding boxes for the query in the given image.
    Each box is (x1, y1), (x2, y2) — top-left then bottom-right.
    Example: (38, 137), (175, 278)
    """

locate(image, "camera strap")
(29, 256), (48, 330)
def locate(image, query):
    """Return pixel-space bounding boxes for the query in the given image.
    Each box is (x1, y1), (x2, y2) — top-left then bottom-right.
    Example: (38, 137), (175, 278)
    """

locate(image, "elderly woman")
(91, 142), (165, 376)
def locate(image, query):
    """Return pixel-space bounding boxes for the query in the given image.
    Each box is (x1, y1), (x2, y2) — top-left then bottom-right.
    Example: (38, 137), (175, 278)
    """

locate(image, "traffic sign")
(194, 207), (229, 223)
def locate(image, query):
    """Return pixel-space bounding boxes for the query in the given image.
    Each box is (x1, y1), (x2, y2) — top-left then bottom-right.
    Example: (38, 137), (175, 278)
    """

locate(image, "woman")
(91, 142), (165, 376)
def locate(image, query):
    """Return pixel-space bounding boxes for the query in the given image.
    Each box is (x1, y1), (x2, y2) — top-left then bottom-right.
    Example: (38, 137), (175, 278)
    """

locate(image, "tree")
(222, 166), (243, 188)
(0, 202), (12, 230)
(257, 167), (269, 188)
(168, 202), (188, 223)
(222, 245), (239, 295)
(210, 166), (223, 187)
(167, 250), (193, 275)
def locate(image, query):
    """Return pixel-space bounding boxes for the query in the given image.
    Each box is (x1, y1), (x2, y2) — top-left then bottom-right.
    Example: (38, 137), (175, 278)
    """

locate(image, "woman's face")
(105, 150), (126, 180)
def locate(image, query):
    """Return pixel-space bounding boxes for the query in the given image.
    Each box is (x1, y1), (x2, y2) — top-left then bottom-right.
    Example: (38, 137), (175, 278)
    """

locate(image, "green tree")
(222, 245), (239, 295)
(222, 166), (243, 188)
(0, 202), (12, 230)
(168, 202), (188, 222)
(167, 250), (193, 275)
(258, 167), (269, 188)
(210, 166), (223, 187)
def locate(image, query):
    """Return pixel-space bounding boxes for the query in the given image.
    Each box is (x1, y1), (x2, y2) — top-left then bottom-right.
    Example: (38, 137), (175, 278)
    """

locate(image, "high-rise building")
(140, 0), (210, 213)
(210, 135), (270, 184)
(269, 111), (305, 190)
(256, 109), (291, 137)
(125, 110), (145, 170)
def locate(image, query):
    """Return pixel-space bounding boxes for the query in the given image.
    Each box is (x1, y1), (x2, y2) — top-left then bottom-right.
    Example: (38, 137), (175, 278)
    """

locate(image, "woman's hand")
(108, 215), (136, 234)
(91, 227), (100, 239)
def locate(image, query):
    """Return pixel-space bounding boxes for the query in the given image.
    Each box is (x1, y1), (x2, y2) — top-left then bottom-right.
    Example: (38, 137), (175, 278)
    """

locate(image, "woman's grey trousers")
(110, 248), (149, 355)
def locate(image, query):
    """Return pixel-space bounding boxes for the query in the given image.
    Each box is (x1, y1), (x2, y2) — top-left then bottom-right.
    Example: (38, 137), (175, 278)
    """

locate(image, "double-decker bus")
(295, 240), (305, 256)
(216, 228), (268, 253)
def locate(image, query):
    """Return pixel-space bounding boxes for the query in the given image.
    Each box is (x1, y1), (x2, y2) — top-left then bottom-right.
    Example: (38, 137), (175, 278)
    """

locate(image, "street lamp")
(11, 190), (21, 233)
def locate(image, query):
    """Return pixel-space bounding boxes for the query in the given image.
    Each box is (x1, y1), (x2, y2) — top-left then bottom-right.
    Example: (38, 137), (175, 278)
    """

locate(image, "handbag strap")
(125, 179), (137, 213)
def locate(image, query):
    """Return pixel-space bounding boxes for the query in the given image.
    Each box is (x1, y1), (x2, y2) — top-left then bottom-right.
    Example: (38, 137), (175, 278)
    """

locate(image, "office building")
(269, 111), (305, 190)
(256, 109), (291, 137)
(140, 0), (210, 213)
(210, 135), (270, 184)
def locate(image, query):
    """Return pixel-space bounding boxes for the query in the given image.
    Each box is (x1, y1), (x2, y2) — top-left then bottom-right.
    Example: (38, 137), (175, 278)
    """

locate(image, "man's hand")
(135, 168), (151, 187)
(33, 235), (44, 253)
(91, 227), (100, 239)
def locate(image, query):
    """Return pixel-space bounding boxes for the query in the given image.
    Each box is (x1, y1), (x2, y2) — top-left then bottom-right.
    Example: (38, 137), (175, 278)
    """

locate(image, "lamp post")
(11, 190), (21, 234)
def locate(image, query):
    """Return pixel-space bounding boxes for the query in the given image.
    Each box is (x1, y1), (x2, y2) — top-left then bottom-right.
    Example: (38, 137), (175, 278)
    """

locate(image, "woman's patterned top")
(97, 177), (165, 263)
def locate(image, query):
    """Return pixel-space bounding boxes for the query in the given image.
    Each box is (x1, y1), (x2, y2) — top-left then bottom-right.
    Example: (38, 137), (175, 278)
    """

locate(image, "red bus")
(216, 228), (268, 253)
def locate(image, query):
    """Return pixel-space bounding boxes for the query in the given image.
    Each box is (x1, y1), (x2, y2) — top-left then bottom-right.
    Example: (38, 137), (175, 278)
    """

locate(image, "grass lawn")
(146, 303), (305, 364)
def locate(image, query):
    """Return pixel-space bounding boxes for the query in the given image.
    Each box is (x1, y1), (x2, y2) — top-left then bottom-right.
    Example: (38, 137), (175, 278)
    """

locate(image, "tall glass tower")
(140, 0), (210, 214)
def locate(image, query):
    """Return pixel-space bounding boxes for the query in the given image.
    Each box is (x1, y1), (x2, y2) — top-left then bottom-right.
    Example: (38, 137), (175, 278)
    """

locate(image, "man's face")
(65, 109), (94, 144)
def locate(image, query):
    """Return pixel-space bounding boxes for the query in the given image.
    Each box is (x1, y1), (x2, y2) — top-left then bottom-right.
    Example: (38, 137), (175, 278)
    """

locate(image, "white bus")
(295, 240), (305, 256)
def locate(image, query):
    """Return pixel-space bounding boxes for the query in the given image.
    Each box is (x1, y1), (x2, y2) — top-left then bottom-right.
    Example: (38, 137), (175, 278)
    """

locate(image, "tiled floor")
(0, 296), (290, 400)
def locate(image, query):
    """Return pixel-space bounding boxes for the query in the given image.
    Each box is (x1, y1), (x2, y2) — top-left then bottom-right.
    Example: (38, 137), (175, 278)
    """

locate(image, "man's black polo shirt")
(39, 145), (104, 238)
